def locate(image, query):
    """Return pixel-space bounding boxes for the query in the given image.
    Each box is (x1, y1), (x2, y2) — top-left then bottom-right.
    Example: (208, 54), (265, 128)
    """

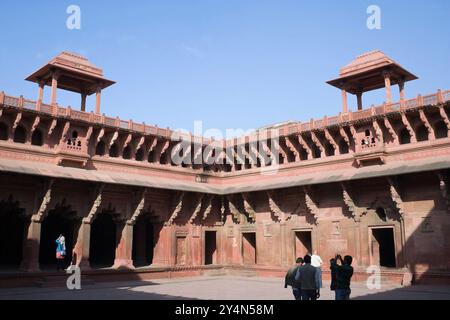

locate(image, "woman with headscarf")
(55, 234), (66, 271)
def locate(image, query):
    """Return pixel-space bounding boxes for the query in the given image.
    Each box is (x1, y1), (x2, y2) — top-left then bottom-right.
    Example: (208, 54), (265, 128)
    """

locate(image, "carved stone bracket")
(303, 186), (319, 225)
(401, 113), (416, 143)
(202, 195), (214, 221)
(188, 193), (204, 224)
(372, 119), (383, 143)
(33, 179), (55, 222)
(341, 182), (366, 222)
(12, 112), (22, 131)
(31, 116), (40, 135)
(242, 193), (256, 222)
(266, 190), (288, 222)
(83, 183), (105, 224)
(387, 177), (405, 220)
(419, 109), (435, 139)
(384, 117), (397, 143)
(324, 129), (338, 151)
(227, 195), (241, 224)
(167, 191), (185, 226)
(127, 188), (148, 225)
(438, 106), (450, 130)
(339, 126), (350, 146)
(48, 119), (58, 137)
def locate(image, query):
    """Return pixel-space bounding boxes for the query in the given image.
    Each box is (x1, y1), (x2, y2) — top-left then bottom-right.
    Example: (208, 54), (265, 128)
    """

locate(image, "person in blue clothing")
(55, 234), (66, 271)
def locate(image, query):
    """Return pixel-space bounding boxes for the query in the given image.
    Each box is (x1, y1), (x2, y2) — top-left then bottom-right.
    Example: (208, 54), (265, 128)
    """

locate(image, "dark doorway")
(132, 217), (154, 267)
(295, 231), (312, 259)
(39, 209), (78, 270)
(0, 198), (26, 269)
(242, 232), (256, 265)
(90, 213), (116, 268)
(372, 228), (396, 268)
(205, 231), (217, 265)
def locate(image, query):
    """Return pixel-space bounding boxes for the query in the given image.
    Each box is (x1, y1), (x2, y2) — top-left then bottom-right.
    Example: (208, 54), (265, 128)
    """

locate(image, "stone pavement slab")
(1, 276), (450, 300)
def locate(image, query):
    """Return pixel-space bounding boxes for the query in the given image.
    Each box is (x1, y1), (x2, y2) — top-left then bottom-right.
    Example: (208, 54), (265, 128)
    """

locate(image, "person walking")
(295, 255), (321, 300)
(55, 235), (66, 271)
(311, 251), (323, 289)
(329, 258), (337, 293)
(284, 257), (303, 300)
(331, 254), (354, 300)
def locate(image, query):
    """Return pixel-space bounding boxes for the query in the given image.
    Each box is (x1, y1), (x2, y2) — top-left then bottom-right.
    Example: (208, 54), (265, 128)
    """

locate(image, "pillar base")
(113, 259), (135, 270)
(19, 260), (40, 273)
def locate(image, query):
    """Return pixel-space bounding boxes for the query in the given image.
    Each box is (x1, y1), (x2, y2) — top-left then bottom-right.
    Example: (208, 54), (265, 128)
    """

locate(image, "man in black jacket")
(284, 257), (303, 300)
(295, 255), (321, 300)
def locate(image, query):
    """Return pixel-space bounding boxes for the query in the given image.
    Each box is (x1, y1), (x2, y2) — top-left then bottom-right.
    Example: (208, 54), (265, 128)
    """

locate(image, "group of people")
(284, 252), (353, 300)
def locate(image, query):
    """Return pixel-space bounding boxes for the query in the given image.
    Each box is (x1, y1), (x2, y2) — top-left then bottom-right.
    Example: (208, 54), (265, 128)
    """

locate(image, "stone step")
(36, 276), (96, 288)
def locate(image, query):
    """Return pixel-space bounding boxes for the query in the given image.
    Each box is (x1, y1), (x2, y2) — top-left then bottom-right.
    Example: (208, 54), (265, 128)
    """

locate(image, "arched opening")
(95, 141), (106, 156)
(339, 140), (349, 154)
(416, 125), (429, 142)
(109, 143), (119, 158)
(0, 197), (26, 269)
(135, 148), (144, 161)
(39, 206), (79, 270)
(312, 145), (321, 159)
(89, 213), (117, 268)
(123, 146), (132, 160)
(132, 215), (154, 267)
(31, 129), (44, 146)
(0, 122), (8, 141)
(300, 149), (308, 161)
(326, 144), (335, 157)
(399, 128), (411, 145)
(434, 121), (448, 139)
(13, 125), (26, 144)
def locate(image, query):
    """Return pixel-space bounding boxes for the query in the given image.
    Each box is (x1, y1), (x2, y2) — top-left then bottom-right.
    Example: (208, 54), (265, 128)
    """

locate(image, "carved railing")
(1, 89), (449, 152)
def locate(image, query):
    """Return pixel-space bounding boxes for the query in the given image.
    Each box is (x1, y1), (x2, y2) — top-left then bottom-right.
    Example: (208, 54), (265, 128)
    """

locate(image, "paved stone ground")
(1, 276), (450, 300)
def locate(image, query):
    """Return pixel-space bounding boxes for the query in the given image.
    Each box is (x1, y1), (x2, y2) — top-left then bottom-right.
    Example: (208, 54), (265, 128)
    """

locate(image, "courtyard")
(1, 276), (450, 300)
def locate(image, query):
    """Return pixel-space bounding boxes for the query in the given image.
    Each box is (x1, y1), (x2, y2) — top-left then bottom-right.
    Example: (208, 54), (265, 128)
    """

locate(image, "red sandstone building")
(0, 51), (449, 287)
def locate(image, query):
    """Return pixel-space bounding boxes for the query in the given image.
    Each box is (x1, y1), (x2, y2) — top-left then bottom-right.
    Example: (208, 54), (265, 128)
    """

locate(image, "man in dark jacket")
(330, 255), (354, 300)
(295, 255), (321, 300)
(284, 257), (303, 300)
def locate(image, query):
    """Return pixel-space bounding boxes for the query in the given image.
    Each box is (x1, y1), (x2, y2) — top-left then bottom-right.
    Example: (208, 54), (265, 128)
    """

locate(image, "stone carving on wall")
(303, 187), (319, 225)
(127, 188), (147, 225)
(202, 195), (214, 221)
(34, 179), (54, 222)
(167, 191), (185, 226)
(84, 184), (105, 224)
(188, 193), (204, 224)
(341, 182), (367, 222)
(227, 195), (241, 224)
(242, 193), (256, 223)
(387, 177), (405, 220)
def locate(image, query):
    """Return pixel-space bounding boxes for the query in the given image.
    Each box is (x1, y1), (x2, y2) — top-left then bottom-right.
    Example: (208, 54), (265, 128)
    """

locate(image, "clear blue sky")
(0, 0), (449, 137)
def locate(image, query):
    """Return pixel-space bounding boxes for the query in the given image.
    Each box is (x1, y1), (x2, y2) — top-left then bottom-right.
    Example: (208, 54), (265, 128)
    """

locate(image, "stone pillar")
(37, 80), (45, 110)
(50, 72), (59, 106)
(280, 222), (287, 266)
(341, 89), (348, 113)
(81, 93), (87, 112)
(95, 86), (102, 115)
(152, 223), (171, 266)
(356, 91), (363, 110)
(20, 216), (42, 272)
(399, 80), (405, 105)
(113, 221), (135, 269)
(383, 71), (392, 104)
(74, 219), (92, 270)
